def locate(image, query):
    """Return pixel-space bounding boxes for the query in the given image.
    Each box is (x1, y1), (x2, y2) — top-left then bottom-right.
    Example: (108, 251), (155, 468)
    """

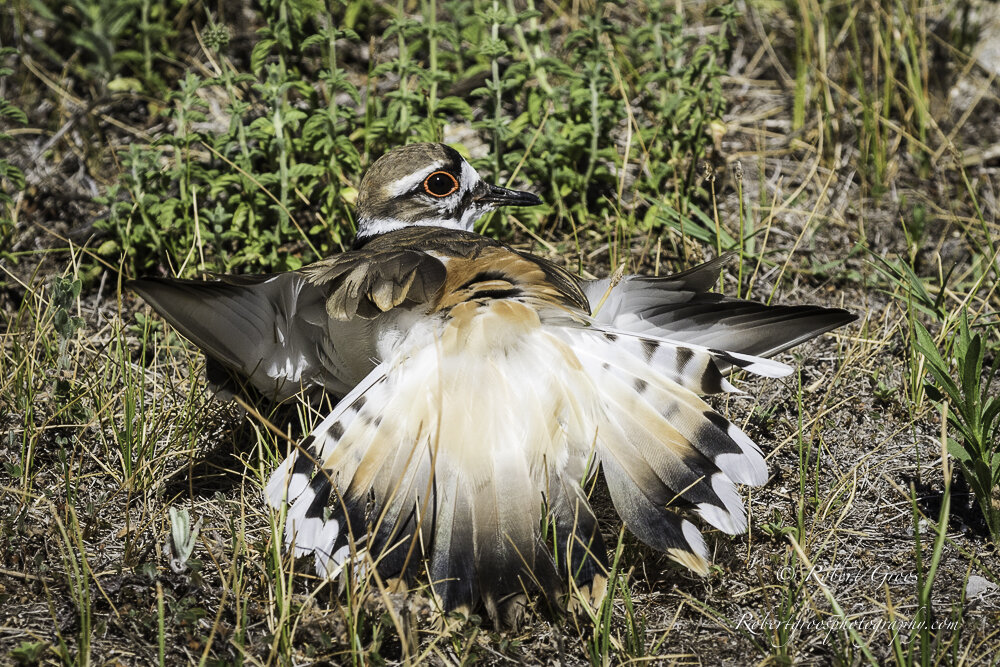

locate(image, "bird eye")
(423, 171), (459, 197)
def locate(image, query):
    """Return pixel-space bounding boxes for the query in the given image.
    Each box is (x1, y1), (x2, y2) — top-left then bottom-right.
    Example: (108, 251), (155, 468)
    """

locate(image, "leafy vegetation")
(24, 0), (741, 278)
(0, 47), (26, 251)
(914, 311), (1000, 541)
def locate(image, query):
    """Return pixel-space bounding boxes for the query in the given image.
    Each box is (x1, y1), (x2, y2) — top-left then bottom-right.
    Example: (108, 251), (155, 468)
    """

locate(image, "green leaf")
(107, 76), (143, 93)
(97, 239), (120, 255)
(962, 334), (983, 422)
(435, 96), (472, 117)
(251, 39), (277, 73)
(287, 163), (323, 180)
(912, 322), (959, 401)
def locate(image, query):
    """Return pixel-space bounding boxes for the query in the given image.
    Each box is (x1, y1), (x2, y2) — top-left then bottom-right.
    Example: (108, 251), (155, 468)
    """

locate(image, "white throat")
(355, 215), (478, 240)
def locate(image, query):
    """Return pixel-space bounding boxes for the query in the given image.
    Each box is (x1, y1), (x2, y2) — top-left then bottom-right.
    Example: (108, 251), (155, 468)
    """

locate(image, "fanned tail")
(265, 302), (589, 619)
(265, 301), (794, 617)
(565, 328), (783, 571)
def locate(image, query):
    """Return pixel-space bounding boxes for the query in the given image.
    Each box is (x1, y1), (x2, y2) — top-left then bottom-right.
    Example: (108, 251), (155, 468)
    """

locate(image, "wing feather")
(584, 257), (855, 369)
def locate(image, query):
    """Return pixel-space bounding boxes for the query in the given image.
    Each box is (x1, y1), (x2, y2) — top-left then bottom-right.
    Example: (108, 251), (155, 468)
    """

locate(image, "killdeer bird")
(132, 143), (855, 620)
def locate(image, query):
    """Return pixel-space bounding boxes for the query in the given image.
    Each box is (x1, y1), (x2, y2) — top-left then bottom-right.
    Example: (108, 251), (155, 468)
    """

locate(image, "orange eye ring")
(423, 171), (460, 197)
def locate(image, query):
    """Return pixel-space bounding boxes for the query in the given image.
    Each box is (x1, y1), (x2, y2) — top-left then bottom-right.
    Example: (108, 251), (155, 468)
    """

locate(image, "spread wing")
(129, 272), (347, 400)
(584, 254), (855, 368)
(130, 227), (589, 405)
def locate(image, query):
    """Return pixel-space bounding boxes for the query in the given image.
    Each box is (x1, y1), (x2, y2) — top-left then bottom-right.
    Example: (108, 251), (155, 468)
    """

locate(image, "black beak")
(474, 182), (543, 208)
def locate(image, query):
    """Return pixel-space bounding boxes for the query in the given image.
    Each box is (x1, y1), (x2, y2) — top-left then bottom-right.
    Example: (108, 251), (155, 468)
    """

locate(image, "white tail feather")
(264, 303), (781, 610)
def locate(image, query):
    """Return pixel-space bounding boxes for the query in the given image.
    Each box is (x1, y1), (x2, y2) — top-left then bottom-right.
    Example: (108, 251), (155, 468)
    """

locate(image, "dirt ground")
(2, 2), (1000, 665)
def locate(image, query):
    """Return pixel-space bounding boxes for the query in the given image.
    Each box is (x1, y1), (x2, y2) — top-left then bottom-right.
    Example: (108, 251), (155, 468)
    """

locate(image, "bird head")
(354, 143), (542, 241)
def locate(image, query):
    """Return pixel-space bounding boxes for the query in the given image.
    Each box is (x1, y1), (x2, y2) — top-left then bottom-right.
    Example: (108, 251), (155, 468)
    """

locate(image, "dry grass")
(3, 0), (1000, 664)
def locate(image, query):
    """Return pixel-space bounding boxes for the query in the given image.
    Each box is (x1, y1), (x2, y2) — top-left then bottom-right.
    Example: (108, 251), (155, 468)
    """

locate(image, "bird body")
(131, 143), (856, 620)
(261, 224), (796, 617)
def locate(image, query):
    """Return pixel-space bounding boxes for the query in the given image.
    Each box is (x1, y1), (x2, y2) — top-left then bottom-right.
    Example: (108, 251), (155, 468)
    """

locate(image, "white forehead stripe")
(388, 163), (445, 198)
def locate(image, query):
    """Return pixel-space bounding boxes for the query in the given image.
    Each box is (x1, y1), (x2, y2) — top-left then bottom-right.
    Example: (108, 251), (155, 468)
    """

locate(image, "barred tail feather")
(582, 328), (792, 401)
(546, 477), (607, 587)
(599, 446), (711, 575)
(265, 304), (594, 618)
(596, 386), (749, 534)
(264, 364), (391, 575)
(572, 331), (769, 487)
(264, 301), (786, 615)
(567, 328), (779, 572)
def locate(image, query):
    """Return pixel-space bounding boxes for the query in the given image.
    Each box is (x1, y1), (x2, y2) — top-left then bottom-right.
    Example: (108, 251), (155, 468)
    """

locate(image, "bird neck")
(354, 215), (475, 247)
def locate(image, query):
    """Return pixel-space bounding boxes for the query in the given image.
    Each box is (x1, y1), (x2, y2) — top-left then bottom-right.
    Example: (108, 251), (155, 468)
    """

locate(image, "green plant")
(10, 640), (49, 665)
(786, 0), (938, 191)
(0, 47), (26, 253)
(913, 311), (1000, 540)
(412, 0), (737, 243)
(49, 503), (94, 665)
(300, 14), (364, 235)
(26, 0), (176, 92)
(483, 3), (607, 230)
(366, 0), (470, 146)
(63, 0), (139, 86)
(586, 531), (626, 666)
(167, 507), (202, 573)
(888, 439), (963, 667)
(96, 5), (369, 276)
(84, 0), (737, 278)
(630, 2), (736, 212)
(49, 278), (85, 365)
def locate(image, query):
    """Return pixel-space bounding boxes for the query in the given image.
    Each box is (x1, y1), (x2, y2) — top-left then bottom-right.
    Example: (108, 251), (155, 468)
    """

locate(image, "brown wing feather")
(302, 227), (588, 321)
(303, 248), (446, 320)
